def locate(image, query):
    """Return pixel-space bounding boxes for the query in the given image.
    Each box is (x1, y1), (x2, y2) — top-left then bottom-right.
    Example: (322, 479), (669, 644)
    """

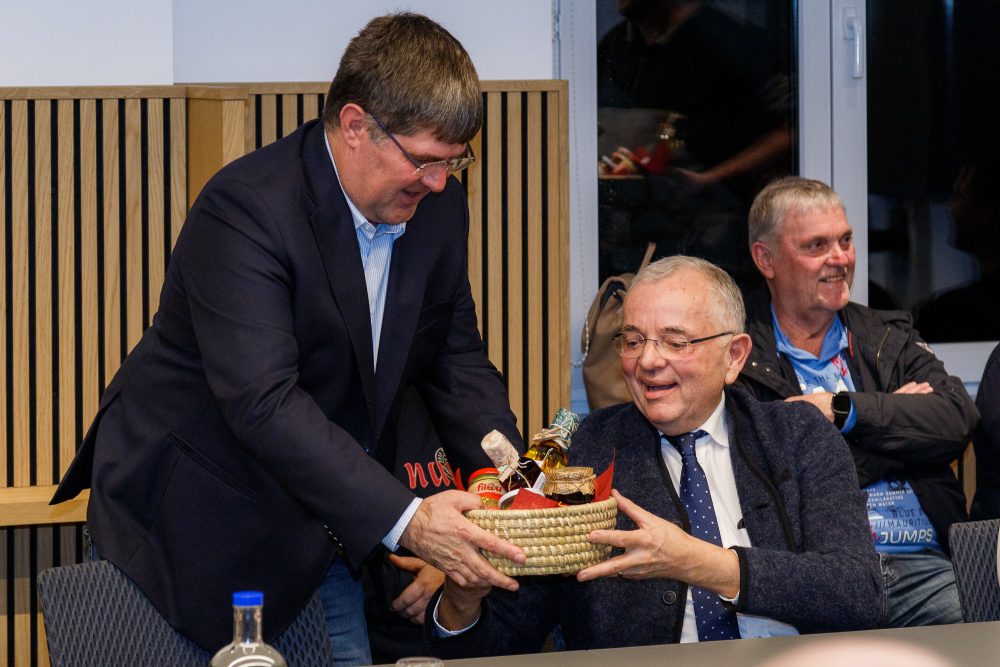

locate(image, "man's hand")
(893, 381), (933, 395)
(437, 577), (493, 631)
(398, 490), (524, 592)
(387, 554), (445, 625)
(784, 391), (836, 421)
(785, 382), (933, 423)
(576, 490), (740, 598)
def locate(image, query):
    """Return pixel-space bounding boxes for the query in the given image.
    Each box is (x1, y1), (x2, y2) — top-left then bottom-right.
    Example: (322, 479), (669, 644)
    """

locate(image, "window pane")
(867, 1), (1000, 342)
(596, 0), (796, 291)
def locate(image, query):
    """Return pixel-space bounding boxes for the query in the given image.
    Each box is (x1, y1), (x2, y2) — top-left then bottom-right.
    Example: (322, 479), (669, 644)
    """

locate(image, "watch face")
(833, 392), (851, 414)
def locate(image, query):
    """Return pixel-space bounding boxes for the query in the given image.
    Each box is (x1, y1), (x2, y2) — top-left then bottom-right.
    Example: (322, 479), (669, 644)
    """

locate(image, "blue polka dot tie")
(666, 430), (740, 641)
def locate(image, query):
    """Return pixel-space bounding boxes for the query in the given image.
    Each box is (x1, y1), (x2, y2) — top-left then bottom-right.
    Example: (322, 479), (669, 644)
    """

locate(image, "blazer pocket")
(167, 432), (259, 499)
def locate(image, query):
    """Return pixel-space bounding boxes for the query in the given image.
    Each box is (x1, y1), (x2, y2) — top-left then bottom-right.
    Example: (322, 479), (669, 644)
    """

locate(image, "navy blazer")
(53, 120), (520, 650)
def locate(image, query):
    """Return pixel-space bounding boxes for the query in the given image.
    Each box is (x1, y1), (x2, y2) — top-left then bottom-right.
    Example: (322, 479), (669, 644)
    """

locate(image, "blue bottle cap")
(233, 591), (264, 606)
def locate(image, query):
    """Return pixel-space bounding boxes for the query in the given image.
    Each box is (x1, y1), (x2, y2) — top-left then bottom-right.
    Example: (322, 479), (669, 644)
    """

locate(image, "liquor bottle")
(210, 591), (288, 667)
(500, 408), (580, 503)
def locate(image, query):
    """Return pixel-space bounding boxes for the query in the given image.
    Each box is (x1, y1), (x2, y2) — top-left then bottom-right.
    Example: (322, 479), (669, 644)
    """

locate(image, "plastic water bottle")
(209, 591), (288, 667)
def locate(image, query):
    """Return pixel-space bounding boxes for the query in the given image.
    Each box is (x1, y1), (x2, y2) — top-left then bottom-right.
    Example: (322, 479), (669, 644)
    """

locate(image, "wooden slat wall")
(0, 86), (187, 667)
(0, 80), (567, 667)
(239, 81), (570, 440)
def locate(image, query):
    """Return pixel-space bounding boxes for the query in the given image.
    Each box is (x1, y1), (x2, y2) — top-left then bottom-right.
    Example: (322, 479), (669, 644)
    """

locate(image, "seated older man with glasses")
(424, 255), (883, 656)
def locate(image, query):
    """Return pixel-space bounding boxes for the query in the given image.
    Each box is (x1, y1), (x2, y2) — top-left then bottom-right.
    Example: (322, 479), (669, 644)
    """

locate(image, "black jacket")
(736, 287), (978, 554)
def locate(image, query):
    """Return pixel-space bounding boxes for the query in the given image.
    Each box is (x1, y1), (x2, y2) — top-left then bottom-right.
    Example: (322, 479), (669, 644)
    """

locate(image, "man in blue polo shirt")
(736, 176), (979, 627)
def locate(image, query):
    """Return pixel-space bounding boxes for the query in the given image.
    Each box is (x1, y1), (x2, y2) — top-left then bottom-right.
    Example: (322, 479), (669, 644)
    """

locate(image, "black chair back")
(949, 519), (1000, 622)
(37, 560), (333, 666)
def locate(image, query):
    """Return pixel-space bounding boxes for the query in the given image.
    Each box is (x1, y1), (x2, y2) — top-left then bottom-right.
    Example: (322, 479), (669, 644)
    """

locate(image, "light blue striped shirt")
(323, 136), (407, 367)
(324, 131), (419, 551)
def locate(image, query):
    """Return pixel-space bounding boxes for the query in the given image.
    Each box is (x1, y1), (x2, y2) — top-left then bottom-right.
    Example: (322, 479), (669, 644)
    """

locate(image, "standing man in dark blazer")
(51, 13), (525, 664)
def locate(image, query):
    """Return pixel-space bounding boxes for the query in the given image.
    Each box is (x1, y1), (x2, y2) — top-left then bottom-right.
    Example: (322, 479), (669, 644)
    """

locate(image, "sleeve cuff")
(841, 399), (858, 433)
(431, 590), (481, 637)
(724, 546), (749, 611)
(382, 497), (422, 552)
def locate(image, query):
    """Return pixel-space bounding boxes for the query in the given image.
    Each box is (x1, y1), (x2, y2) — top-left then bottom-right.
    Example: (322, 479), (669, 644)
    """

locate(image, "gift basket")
(463, 409), (618, 576)
(466, 496), (617, 576)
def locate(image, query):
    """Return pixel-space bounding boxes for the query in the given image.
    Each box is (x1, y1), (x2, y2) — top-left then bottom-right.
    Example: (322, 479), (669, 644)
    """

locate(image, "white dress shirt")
(660, 396), (799, 641)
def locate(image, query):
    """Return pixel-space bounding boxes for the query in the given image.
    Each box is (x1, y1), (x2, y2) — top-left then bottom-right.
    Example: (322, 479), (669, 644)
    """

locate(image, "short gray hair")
(630, 255), (746, 333)
(748, 176), (845, 246)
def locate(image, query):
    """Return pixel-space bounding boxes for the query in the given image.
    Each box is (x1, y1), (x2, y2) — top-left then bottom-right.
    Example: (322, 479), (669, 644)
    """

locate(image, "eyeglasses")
(369, 112), (475, 177)
(613, 331), (734, 359)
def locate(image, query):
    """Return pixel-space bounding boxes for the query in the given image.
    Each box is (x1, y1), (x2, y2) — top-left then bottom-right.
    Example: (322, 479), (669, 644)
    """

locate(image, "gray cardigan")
(427, 386), (882, 656)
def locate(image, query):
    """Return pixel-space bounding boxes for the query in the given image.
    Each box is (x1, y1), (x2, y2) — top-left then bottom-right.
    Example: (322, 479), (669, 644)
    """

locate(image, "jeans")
(880, 550), (963, 627)
(85, 527), (100, 562)
(318, 556), (372, 666)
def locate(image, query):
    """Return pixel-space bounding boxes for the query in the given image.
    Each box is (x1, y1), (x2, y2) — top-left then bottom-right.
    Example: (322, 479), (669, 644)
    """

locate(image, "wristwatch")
(832, 391), (852, 430)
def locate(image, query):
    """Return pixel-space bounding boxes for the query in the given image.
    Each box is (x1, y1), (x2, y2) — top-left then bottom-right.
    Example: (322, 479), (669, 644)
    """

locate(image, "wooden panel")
(56, 100), (76, 489)
(79, 100), (100, 454)
(0, 487), (89, 526)
(0, 101), (7, 488)
(0, 87), (186, 667)
(146, 100), (166, 326)
(169, 99), (187, 249)
(485, 91), (506, 385)
(101, 98), (123, 379)
(504, 92), (525, 431)
(0, 86), (186, 101)
(123, 98), (143, 351)
(549, 82), (571, 421)
(525, 92), (545, 436)
(10, 100), (30, 488)
(281, 94), (299, 138)
(34, 100), (54, 490)
(258, 94), (277, 149)
(464, 130), (484, 354)
(12, 528), (31, 667)
(185, 87), (245, 208)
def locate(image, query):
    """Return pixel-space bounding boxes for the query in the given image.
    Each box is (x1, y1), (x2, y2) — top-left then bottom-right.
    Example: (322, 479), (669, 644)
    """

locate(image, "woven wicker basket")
(466, 497), (618, 575)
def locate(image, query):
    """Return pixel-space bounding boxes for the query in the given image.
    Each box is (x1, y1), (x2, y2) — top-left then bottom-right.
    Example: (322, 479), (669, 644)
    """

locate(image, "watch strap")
(832, 391), (851, 430)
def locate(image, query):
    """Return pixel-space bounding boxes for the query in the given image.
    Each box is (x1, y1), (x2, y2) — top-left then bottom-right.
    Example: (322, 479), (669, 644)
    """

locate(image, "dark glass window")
(595, 0), (797, 291)
(867, 1), (1000, 342)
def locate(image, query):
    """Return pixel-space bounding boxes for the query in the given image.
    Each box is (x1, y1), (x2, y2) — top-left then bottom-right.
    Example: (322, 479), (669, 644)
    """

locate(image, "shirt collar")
(771, 306), (848, 365)
(323, 129), (407, 240)
(660, 394), (730, 448)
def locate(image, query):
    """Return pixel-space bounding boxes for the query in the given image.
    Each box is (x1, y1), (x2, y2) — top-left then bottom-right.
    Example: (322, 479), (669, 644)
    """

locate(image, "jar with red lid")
(468, 468), (503, 509)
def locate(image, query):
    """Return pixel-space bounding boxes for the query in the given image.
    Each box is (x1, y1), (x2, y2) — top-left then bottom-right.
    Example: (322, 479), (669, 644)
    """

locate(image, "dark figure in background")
(971, 344), (1000, 520)
(915, 143), (1000, 342)
(50, 13), (526, 665)
(597, 0), (793, 289)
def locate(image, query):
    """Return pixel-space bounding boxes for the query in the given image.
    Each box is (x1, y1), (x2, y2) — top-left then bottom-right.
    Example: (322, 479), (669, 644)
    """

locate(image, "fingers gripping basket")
(465, 497), (618, 576)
